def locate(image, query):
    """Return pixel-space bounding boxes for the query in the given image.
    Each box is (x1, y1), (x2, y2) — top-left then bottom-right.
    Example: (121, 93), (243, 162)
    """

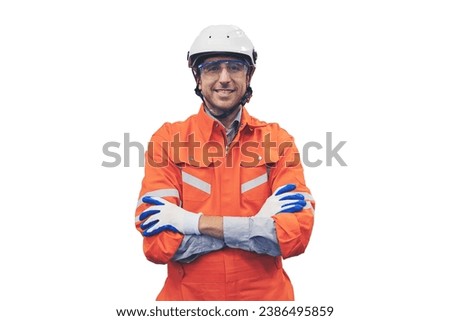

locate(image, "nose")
(218, 66), (231, 84)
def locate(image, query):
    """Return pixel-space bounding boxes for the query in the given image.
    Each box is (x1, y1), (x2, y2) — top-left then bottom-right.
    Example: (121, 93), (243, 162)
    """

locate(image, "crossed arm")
(135, 129), (315, 264)
(136, 184), (309, 262)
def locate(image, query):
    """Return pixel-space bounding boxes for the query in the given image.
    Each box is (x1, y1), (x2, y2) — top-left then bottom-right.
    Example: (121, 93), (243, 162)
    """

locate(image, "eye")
(206, 63), (221, 73)
(228, 62), (244, 72)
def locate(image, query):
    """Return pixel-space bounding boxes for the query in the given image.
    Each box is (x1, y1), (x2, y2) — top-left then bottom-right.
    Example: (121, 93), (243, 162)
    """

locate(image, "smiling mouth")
(214, 89), (235, 94)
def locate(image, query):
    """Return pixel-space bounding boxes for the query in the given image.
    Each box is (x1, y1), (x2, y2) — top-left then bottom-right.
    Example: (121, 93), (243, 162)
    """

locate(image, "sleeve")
(222, 126), (314, 258)
(172, 235), (225, 263)
(135, 124), (184, 264)
(270, 128), (315, 259)
(136, 124), (226, 264)
(223, 216), (281, 256)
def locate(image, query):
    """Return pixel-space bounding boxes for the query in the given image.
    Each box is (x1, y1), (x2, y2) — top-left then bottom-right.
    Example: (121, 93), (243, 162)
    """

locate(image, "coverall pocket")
(179, 165), (212, 202)
(240, 165), (271, 201)
(240, 145), (278, 201)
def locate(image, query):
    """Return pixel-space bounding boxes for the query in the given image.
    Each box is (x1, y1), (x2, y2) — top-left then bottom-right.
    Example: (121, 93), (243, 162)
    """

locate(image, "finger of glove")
(279, 198), (306, 207)
(143, 224), (180, 237)
(142, 196), (166, 205)
(274, 184), (296, 196)
(138, 209), (160, 222)
(140, 217), (159, 230)
(141, 214), (161, 229)
(141, 212), (162, 228)
(280, 193), (304, 201)
(277, 203), (304, 213)
(281, 199), (307, 208)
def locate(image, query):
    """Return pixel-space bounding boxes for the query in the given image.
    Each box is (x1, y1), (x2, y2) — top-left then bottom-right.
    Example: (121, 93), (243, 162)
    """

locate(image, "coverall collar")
(204, 106), (242, 145)
(196, 104), (265, 144)
(203, 105), (242, 130)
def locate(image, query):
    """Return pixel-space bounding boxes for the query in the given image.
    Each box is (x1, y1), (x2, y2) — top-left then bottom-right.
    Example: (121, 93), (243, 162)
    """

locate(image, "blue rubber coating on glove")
(142, 196), (165, 205)
(281, 200), (306, 208)
(139, 209), (160, 221)
(278, 204), (304, 213)
(281, 201), (300, 208)
(143, 225), (179, 237)
(280, 194), (304, 201)
(140, 219), (158, 230)
(275, 184), (296, 196)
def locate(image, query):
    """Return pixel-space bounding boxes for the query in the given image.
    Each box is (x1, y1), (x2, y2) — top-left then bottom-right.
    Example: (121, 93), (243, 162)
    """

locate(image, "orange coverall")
(135, 105), (314, 300)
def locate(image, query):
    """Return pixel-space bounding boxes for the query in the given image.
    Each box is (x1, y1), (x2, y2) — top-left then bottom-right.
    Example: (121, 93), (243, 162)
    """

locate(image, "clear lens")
(198, 60), (248, 76)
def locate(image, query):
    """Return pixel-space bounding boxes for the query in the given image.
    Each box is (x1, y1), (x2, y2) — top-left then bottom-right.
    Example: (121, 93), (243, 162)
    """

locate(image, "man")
(135, 25), (315, 300)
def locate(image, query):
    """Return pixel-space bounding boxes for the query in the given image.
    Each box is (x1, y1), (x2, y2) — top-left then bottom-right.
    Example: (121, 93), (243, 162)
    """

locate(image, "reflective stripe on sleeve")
(136, 188), (180, 208)
(182, 171), (211, 194)
(241, 173), (268, 193)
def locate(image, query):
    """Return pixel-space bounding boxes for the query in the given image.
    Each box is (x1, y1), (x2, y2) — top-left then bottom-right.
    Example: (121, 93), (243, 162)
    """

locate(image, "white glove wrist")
(182, 212), (201, 235)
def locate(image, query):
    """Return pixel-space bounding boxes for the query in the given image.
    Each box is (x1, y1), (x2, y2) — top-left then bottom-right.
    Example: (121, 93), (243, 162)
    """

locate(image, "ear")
(246, 68), (254, 85)
(192, 68), (202, 91)
(246, 73), (252, 87)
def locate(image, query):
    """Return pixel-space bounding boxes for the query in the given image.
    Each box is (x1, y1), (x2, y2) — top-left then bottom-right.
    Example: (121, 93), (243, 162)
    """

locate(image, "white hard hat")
(187, 25), (257, 68)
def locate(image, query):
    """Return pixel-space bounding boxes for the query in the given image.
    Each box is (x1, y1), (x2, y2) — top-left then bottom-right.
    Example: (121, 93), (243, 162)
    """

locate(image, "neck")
(205, 104), (242, 129)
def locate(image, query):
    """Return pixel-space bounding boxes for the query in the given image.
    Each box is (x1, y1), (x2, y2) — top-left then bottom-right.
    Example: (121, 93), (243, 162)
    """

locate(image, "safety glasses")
(198, 59), (249, 77)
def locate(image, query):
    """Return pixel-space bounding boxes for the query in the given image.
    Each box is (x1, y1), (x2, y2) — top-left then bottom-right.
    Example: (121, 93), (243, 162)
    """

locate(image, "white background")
(1, 1), (449, 320)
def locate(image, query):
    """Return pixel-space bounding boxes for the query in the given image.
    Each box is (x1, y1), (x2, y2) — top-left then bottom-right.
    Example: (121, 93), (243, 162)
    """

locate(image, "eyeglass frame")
(197, 59), (250, 77)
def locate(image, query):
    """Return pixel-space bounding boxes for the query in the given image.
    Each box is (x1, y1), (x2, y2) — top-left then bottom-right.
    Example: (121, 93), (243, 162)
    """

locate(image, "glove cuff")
(183, 212), (201, 235)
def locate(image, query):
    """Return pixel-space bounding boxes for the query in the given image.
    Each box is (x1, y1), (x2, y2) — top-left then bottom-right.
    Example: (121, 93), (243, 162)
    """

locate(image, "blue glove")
(138, 196), (201, 237)
(255, 184), (306, 217)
